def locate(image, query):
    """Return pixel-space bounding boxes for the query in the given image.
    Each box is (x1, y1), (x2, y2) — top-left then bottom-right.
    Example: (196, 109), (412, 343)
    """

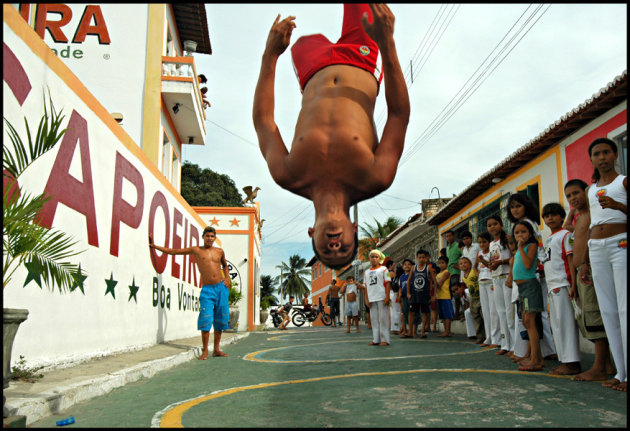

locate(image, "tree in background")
(358, 216), (404, 260)
(259, 274), (278, 310)
(180, 161), (244, 207)
(274, 254), (311, 301)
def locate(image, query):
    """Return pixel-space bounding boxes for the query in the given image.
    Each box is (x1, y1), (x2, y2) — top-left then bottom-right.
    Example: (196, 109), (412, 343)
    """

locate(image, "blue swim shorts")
(198, 282), (230, 332)
(437, 299), (455, 320)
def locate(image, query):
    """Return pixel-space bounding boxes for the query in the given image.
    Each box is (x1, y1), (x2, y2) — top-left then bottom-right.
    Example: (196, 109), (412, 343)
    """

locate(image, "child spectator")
(432, 256), (454, 337)
(364, 250), (392, 346)
(584, 137), (627, 391)
(512, 221), (544, 371)
(475, 232), (500, 348)
(486, 215), (512, 355)
(460, 257), (485, 343)
(444, 230), (464, 320)
(507, 193), (556, 362)
(461, 231), (481, 278)
(541, 202), (581, 375)
(564, 179), (614, 382)
(397, 259), (414, 337)
(406, 250), (433, 338)
(340, 275), (365, 333)
(428, 261), (440, 333)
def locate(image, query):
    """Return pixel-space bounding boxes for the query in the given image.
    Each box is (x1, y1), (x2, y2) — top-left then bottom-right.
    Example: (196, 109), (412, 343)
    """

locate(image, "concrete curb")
(5, 332), (250, 425)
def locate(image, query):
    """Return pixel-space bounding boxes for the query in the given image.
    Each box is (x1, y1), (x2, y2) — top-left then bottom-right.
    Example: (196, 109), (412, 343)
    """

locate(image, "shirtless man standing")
(253, 3), (410, 270)
(149, 226), (232, 360)
(327, 279), (342, 327)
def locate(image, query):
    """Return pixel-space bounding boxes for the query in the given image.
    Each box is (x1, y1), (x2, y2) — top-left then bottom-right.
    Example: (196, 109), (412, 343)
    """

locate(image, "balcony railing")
(161, 56), (207, 145)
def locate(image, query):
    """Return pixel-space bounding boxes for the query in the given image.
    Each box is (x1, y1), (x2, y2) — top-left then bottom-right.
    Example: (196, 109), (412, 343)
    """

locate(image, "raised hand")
(360, 4), (395, 46)
(265, 14), (296, 57)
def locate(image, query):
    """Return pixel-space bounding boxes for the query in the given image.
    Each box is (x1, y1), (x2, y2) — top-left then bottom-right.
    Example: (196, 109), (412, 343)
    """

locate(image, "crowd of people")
(321, 137), (626, 392)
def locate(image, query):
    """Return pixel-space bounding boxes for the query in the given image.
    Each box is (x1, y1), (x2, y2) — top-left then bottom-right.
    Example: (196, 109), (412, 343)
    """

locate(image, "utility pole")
(280, 266), (284, 302)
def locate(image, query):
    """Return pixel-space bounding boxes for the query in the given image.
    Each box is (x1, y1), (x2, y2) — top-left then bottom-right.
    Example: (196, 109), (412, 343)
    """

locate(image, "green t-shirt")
(446, 242), (462, 275)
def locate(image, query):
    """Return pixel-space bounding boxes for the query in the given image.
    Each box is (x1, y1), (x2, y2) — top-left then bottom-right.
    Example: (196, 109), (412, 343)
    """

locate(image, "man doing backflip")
(253, 4), (410, 270)
(149, 227), (231, 360)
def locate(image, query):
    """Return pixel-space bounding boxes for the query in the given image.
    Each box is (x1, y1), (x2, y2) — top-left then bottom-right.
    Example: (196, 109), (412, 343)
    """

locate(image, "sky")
(183, 3), (627, 281)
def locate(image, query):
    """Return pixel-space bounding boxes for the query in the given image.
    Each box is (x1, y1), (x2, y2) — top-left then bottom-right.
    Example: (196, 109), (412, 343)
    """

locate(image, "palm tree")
(358, 216), (404, 260)
(3, 92), (86, 292)
(259, 274), (278, 308)
(274, 254), (311, 301)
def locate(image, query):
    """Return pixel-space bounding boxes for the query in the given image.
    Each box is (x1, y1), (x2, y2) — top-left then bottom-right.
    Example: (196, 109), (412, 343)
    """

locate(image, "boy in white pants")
(541, 203), (581, 375)
(364, 249), (392, 346)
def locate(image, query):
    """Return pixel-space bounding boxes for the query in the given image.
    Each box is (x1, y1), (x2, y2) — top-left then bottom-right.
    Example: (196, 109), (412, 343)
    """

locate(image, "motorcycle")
(291, 297), (332, 327)
(270, 308), (284, 328)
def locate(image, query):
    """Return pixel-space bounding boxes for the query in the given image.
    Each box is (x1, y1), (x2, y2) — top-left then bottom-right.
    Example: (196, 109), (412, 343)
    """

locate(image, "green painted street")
(31, 327), (626, 428)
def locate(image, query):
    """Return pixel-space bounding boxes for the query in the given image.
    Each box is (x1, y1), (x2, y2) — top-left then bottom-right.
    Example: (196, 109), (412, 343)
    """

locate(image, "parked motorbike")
(291, 297), (332, 327)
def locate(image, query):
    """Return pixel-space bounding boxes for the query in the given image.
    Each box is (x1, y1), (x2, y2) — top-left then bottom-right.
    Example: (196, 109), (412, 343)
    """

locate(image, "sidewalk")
(3, 331), (250, 426)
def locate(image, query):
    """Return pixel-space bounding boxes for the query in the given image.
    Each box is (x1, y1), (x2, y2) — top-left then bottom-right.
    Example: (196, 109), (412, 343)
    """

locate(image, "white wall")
(33, 4), (149, 149)
(3, 7), (206, 370)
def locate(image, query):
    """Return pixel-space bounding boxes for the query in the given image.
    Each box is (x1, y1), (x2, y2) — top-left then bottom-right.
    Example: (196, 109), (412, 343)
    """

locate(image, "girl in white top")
(506, 194), (556, 362)
(475, 232), (501, 348)
(583, 137), (627, 391)
(364, 249), (392, 346)
(486, 215), (512, 355)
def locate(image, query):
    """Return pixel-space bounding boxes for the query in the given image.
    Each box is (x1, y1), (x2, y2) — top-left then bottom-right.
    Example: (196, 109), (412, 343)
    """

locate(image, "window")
(162, 133), (170, 180)
(171, 148), (180, 190)
(613, 130), (627, 175)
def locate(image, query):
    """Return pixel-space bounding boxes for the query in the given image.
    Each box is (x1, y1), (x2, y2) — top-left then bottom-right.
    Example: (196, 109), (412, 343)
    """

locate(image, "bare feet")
(488, 344), (501, 349)
(480, 343), (489, 347)
(550, 363), (581, 376)
(511, 355), (524, 363)
(614, 381), (627, 391)
(602, 378), (621, 388)
(368, 341), (378, 346)
(198, 351), (209, 360)
(573, 368), (609, 382)
(475, 339), (484, 344)
(345, 329), (350, 333)
(378, 342), (389, 346)
(212, 350), (228, 357)
(356, 329), (361, 333)
(495, 349), (509, 356)
(544, 353), (558, 361)
(518, 363), (544, 372)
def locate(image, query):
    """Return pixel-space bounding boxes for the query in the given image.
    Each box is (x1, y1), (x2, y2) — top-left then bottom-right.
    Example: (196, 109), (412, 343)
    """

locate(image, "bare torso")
(572, 210), (590, 267)
(194, 246), (227, 286)
(328, 284), (341, 299)
(284, 65), (382, 201)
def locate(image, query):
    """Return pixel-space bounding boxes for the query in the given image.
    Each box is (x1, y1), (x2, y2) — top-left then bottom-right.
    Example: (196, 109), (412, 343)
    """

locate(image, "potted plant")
(259, 298), (271, 325)
(3, 94), (86, 416)
(227, 283), (242, 332)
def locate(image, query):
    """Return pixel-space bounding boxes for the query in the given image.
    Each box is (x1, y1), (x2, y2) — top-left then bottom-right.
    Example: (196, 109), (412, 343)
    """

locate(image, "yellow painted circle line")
(157, 368), (574, 427)
(243, 339), (492, 363)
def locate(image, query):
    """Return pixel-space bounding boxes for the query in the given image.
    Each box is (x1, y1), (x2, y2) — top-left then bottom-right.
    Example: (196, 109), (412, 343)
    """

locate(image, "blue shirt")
(399, 273), (409, 297)
(513, 244), (538, 280)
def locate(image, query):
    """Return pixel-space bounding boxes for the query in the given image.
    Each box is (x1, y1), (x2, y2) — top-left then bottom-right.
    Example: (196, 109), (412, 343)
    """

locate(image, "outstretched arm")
(253, 14), (296, 187)
(362, 4), (410, 186)
(148, 234), (193, 255)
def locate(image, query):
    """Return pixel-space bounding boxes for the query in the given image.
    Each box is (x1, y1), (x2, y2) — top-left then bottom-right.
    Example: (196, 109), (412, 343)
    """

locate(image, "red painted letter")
(110, 152), (144, 257)
(35, 4), (72, 43)
(73, 5), (111, 44)
(171, 208), (183, 278)
(38, 110), (99, 247)
(188, 224), (199, 286)
(148, 191), (170, 274)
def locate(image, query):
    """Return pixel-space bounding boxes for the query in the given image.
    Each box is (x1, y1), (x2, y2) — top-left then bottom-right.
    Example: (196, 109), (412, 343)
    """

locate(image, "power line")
(206, 119), (258, 148)
(400, 4), (551, 165)
(263, 204), (313, 240)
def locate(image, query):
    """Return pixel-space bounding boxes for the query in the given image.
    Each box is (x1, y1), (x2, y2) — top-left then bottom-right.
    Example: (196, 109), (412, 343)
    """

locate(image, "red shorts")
(291, 4), (383, 92)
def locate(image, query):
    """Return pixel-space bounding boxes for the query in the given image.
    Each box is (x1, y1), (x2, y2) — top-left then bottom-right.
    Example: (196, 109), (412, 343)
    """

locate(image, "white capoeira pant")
(547, 285), (581, 364)
(390, 290), (401, 332)
(369, 300), (391, 344)
(479, 279), (500, 345)
(539, 278), (557, 357)
(492, 274), (512, 351)
(465, 308), (476, 337)
(589, 233), (627, 383)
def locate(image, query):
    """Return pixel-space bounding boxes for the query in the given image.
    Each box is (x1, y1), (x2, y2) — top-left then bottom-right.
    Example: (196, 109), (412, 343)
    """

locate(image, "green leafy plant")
(11, 355), (44, 383)
(3, 91), (86, 292)
(228, 283), (242, 306)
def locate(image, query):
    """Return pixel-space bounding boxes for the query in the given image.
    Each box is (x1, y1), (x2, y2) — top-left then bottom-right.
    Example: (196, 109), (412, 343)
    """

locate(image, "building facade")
(3, 4), (261, 370)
